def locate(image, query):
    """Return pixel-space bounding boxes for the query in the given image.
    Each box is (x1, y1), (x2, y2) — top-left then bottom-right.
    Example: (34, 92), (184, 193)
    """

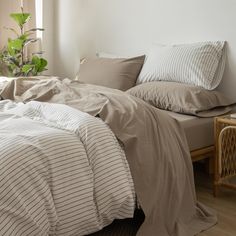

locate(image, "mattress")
(164, 111), (214, 151)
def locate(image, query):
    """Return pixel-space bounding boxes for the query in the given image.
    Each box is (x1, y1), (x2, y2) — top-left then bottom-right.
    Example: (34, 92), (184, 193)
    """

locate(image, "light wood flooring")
(195, 164), (236, 236)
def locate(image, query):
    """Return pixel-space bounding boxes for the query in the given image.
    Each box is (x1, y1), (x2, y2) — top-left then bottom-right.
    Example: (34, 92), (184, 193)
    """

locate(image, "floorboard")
(195, 164), (236, 236)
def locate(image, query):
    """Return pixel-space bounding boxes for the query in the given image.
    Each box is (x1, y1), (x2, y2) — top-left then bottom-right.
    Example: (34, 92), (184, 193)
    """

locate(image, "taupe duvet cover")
(0, 77), (217, 236)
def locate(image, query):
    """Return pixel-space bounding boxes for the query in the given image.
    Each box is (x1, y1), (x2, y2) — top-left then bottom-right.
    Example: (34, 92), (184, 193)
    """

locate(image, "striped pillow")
(136, 41), (226, 90)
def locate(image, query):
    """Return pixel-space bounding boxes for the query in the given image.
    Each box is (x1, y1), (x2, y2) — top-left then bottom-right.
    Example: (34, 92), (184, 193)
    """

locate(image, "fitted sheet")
(164, 111), (214, 151)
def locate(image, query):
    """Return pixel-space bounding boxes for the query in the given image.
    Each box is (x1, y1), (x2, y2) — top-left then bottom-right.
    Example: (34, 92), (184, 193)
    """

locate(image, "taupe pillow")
(77, 55), (145, 91)
(127, 81), (235, 117)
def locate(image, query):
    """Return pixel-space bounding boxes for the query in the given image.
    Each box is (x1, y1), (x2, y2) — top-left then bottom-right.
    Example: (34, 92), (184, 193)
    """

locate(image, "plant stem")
(20, 26), (24, 68)
(20, 6), (24, 70)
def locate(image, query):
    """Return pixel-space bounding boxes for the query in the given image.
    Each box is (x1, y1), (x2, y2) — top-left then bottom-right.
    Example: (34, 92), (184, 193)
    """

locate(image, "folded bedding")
(0, 77), (217, 236)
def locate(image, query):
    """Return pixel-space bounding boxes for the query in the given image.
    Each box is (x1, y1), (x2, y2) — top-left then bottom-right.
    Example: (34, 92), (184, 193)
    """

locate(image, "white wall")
(53, 0), (82, 78)
(0, 1), (20, 49)
(42, 0), (55, 74)
(53, 0), (236, 100)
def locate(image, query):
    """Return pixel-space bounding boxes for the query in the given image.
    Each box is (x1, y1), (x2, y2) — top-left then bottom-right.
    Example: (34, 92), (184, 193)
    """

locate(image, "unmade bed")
(0, 77), (217, 236)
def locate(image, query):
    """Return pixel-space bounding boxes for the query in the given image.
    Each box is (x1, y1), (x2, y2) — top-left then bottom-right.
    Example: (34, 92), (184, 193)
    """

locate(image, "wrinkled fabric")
(0, 78), (217, 236)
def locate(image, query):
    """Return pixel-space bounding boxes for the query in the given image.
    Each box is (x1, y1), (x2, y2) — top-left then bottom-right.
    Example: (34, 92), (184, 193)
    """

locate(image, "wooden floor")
(195, 164), (236, 236)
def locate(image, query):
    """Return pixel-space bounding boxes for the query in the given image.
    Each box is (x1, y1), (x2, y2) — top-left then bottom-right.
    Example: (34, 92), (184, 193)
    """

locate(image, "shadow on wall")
(53, 0), (84, 79)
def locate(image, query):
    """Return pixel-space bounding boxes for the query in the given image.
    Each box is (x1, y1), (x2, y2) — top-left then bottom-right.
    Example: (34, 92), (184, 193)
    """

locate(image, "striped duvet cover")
(0, 100), (135, 236)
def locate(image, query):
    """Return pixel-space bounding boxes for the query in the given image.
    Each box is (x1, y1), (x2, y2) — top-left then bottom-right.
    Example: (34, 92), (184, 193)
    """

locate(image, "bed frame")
(191, 145), (215, 173)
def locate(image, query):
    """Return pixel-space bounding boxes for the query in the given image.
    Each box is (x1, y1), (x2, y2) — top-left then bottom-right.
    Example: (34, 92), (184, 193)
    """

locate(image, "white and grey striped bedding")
(137, 41), (226, 90)
(0, 100), (135, 236)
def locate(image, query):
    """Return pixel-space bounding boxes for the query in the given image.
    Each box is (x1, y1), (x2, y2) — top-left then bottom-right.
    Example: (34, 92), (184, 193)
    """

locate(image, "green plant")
(0, 3), (47, 77)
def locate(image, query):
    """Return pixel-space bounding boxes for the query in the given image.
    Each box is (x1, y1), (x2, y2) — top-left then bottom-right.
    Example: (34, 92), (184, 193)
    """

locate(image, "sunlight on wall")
(35, 0), (43, 39)
(41, 0), (55, 75)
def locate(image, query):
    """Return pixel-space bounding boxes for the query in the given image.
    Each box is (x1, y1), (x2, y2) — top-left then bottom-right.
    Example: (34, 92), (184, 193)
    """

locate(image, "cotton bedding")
(164, 111), (214, 151)
(0, 78), (217, 236)
(0, 100), (135, 235)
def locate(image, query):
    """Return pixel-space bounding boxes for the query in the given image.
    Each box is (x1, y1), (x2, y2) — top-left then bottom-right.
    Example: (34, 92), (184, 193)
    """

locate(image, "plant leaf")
(10, 13), (31, 27)
(19, 34), (29, 42)
(7, 39), (23, 55)
(22, 64), (34, 74)
(8, 39), (23, 50)
(31, 55), (47, 73)
(38, 58), (47, 72)
(32, 55), (40, 64)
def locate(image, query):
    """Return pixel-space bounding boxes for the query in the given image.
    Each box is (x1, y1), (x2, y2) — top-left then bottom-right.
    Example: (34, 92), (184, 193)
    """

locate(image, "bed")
(127, 81), (234, 173)
(0, 77), (218, 236)
(95, 41), (233, 174)
(1, 40), (234, 236)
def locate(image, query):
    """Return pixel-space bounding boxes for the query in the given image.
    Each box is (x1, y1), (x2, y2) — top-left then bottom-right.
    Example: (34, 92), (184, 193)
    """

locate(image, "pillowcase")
(96, 52), (124, 58)
(137, 41), (226, 90)
(126, 81), (235, 117)
(77, 55), (145, 91)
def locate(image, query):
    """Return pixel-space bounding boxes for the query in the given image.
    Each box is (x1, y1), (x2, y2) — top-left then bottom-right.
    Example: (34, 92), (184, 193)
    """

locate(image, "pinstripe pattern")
(0, 100), (135, 236)
(137, 41), (226, 90)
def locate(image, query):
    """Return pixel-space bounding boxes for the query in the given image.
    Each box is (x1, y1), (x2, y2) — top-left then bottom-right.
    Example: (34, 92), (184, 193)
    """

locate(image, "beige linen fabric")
(127, 81), (234, 117)
(77, 56), (145, 91)
(164, 111), (214, 151)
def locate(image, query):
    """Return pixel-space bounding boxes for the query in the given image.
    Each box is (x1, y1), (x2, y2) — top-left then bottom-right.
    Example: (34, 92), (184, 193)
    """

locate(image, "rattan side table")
(214, 115), (236, 196)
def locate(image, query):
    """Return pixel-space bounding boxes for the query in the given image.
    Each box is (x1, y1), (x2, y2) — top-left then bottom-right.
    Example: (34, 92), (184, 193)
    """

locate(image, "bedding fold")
(0, 78), (217, 236)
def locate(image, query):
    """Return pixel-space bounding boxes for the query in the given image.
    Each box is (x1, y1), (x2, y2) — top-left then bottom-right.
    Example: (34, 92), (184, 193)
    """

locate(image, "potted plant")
(0, 0), (48, 77)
